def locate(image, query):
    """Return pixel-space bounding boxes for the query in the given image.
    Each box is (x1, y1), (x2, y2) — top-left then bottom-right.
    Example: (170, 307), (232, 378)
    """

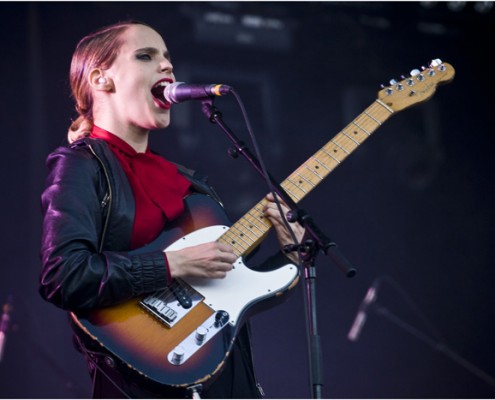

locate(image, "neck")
(95, 120), (149, 153)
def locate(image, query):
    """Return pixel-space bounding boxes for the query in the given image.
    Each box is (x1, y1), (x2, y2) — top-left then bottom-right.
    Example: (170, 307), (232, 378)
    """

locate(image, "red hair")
(67, 21), (151, 142)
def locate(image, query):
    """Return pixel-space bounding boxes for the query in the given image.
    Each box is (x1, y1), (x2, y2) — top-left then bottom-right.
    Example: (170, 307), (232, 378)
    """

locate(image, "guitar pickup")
(170, 281), (193, 309)
(140, 282), (204, 328)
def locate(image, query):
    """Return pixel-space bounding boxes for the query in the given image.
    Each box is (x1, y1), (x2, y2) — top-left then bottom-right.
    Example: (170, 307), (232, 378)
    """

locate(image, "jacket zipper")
(88, 143), (112, 254)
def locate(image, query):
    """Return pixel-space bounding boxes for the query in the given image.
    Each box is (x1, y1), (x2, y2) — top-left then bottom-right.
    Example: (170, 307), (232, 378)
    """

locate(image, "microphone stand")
(200, 98), (356, 399)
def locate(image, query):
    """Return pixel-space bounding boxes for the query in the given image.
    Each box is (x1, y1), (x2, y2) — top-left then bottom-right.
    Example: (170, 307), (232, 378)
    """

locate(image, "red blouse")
(90, 126), (191, 250)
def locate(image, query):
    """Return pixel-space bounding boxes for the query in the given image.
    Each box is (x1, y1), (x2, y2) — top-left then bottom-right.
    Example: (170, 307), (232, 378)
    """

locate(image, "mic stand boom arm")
(200, 98), (356, 399)
(199, 99), (356, 277)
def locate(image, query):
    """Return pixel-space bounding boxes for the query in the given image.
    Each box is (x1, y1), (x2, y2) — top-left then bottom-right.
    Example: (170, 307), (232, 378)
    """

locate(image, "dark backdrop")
(1, 2), (494, 398)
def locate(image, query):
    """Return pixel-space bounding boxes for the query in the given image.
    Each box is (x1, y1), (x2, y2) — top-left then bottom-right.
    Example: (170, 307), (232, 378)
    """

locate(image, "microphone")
(347, 282), (379, 342)
(164, 82), (232, 104)
(0, 295), (13, 363)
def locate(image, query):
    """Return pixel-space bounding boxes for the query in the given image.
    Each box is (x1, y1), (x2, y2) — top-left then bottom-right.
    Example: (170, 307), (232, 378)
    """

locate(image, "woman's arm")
(39, 147), (168, 311)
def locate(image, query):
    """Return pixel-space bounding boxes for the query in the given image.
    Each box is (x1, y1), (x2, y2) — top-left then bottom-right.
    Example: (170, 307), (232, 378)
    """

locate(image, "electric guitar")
(70, 59), (455, 394)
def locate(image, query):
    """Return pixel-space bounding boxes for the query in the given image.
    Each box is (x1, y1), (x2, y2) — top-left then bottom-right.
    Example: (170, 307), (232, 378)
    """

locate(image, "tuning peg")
(430, 58), (442, 67)
(389, 79), (398, 85)
(380, 83), (394, 95)
(410, 69), (421, 76)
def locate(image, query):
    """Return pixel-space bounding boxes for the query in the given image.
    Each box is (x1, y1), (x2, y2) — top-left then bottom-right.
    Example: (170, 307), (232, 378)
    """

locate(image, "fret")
(364, 110), (382, 126)
(340, 130), (361, 146)
(237, 217), (265, 237)
(222, 229), (248, 250)
(352, 120), (370, 136)
(310, 156), (331, 172)
(241, 216), (268, 238)
(229, 225), (254, 248)
(252, 205), (272, 228)
(295, 172), (316, 188)
(356, 112), (380, 131)
(320, 146), (341, 164)
(280, 183), (302, 202)
(286, 178), (308, 195)
(330, 139), (350, 155)
(218, 236), (245, 257)
(324, 139), (352, 165)
(305, 161), (325, 179)
(332, 135), (354, 154)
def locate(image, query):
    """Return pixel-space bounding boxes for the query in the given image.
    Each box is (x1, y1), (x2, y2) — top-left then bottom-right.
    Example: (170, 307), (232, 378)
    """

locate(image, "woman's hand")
(165, 242), (237, 279)
(262, 192), (306, 264)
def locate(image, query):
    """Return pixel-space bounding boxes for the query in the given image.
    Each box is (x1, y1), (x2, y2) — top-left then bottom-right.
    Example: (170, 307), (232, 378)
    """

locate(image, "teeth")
(151, 81), (170, 103)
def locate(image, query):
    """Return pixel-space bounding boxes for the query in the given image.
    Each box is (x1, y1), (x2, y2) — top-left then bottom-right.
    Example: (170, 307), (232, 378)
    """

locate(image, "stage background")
(1, 2), (494, 398)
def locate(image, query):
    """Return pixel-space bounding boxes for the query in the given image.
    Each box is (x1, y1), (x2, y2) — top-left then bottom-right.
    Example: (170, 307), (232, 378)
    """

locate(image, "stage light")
(474, 1), (493, 14)
(446, 2), (466, 12)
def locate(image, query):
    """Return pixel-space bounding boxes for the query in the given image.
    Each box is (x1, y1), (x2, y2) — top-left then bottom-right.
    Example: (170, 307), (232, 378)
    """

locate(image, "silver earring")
(98, 77), (107, 84)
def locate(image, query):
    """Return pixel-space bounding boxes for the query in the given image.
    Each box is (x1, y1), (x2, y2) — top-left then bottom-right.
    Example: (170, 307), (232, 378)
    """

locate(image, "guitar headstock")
(378, 59), (455, 112)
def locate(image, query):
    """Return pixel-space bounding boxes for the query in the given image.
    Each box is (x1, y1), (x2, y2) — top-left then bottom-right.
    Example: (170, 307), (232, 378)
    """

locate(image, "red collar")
(90, 125), (148, 157)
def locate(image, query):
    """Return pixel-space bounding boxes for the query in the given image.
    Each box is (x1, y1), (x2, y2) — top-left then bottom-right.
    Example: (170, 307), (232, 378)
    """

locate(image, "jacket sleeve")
(39, 147), (168, 311)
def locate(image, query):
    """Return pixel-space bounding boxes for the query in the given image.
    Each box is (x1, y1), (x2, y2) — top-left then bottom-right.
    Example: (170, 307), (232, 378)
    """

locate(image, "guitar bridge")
(140, 281), (204, 328)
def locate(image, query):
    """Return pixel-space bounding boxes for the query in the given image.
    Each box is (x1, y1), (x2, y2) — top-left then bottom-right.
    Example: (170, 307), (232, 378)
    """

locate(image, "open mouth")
(151, 79), (172, 108)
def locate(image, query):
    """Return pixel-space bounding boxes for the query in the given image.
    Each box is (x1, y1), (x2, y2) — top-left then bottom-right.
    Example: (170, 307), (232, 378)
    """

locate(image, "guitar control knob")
(195, 326), (208, 345)
(214, 311), (229, 328)
(171, 346), (185, 365)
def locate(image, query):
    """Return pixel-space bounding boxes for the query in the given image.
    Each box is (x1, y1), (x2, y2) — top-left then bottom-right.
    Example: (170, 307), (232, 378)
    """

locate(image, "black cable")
(230, 89), (303, 265)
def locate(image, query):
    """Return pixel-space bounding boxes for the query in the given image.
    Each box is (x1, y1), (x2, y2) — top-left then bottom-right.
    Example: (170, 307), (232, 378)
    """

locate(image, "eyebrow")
(134, 47), (171, 61)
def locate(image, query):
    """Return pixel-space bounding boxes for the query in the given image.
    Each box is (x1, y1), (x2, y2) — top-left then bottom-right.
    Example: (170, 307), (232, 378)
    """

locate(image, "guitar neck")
(217, 99), (395, 257)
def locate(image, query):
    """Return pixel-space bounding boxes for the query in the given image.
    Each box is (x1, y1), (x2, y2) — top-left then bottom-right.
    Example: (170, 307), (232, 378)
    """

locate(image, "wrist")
(163, 252), (173, 285)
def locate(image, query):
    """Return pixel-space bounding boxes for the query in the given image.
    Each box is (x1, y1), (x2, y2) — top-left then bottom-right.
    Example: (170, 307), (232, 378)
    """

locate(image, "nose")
(159, 58), (173, 74)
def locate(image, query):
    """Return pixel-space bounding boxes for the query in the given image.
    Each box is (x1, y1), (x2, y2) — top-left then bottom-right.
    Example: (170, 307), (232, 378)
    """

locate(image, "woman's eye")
(136, 54), (152, 61)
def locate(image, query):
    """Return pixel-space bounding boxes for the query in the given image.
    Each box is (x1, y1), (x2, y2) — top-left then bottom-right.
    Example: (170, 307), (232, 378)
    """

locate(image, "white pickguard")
(165, 225), (299, 326)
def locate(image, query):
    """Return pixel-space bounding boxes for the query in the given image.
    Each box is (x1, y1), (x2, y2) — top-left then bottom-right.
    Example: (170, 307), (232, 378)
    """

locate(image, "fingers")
(166, 241), (237, 280)
(217, 242), (237, 261)
(263, 192), (306, 250)
(263, 193), (291, 225)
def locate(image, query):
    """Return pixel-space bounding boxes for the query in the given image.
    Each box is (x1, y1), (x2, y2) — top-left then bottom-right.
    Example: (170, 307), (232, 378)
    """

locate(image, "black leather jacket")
(39, 137), (288, 311)
(39, 138), (227, 311)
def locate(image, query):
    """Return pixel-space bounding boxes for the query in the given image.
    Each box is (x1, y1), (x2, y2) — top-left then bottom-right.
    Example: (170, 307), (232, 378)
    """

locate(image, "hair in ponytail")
(67, 21), (149, 143)
(67, 116), (93, 143)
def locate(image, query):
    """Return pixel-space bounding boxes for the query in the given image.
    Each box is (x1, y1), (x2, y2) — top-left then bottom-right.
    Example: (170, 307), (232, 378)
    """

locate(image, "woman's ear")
(88, 69), (113, 91)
